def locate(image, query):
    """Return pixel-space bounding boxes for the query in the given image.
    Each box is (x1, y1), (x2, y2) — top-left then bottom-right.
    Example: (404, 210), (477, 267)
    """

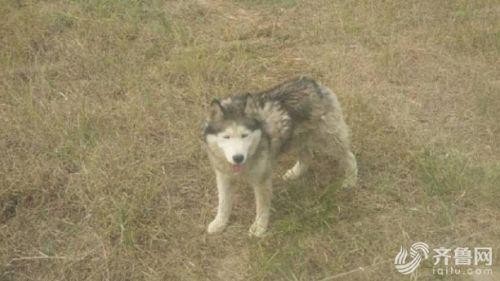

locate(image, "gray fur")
(203, 76), (357, 236)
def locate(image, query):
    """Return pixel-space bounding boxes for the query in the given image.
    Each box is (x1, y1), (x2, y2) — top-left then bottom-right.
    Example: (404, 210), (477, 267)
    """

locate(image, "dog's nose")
(232, 154), (244, 164)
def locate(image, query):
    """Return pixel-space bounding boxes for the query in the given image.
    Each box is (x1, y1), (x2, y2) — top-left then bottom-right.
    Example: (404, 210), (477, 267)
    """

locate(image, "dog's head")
(203, 94), (262, 173)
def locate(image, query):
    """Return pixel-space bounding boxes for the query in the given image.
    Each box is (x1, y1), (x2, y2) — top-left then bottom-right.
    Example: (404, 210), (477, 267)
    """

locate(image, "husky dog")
(203, 76), (357, 237)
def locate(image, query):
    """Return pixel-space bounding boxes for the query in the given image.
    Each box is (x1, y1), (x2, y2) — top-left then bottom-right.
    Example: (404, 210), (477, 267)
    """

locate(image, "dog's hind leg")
(325, 132), (358, 188)
(319, 90), (358, 188)
(338, 149), (358, 188)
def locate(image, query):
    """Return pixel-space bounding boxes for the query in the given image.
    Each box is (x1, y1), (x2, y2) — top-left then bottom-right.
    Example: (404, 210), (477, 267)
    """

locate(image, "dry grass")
(1, 0), (499, 280)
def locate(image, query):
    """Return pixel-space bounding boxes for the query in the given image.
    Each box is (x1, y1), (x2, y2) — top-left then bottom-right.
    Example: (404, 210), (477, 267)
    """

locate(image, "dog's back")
(245, 76), (344, 155)
(255, 76), (328, 122)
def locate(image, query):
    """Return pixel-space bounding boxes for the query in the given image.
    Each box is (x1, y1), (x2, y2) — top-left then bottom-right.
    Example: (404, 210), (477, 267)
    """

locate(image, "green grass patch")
(417, 148), (476, 198)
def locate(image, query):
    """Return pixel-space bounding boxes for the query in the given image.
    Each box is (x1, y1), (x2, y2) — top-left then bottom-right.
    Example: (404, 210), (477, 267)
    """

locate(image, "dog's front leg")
(249, 176), (272, 237)
(207, 170), (232, 234)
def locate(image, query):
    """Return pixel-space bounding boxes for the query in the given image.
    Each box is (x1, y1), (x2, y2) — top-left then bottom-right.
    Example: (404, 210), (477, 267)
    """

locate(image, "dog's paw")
(249, 221), (267, 237)
(282, 168), (300, 181)
(342, 180), (356, 189)
(341, 173), (358, 189)
(282, 161), (307, 181)
(207, 219), (227, 234)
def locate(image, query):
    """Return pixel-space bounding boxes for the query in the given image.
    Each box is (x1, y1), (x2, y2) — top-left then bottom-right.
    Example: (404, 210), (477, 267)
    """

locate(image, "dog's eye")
(241, 134), (248, 138)
(223, 135), (230, 139)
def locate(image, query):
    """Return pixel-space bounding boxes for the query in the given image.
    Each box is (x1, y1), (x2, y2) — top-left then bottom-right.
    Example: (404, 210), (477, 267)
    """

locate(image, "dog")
(202, 76), (357, 237)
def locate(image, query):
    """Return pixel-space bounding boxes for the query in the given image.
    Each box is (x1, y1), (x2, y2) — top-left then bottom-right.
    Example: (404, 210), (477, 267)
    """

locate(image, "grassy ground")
(1, 0), (499, 280)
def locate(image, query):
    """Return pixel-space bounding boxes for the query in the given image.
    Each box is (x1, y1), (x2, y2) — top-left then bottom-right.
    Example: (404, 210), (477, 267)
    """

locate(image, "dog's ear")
(209, 98), (224, 120)
(244, 94), (258, 115)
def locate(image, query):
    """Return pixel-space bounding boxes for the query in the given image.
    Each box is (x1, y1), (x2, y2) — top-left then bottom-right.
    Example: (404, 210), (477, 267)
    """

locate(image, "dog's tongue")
(232, 164), (244, 173)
